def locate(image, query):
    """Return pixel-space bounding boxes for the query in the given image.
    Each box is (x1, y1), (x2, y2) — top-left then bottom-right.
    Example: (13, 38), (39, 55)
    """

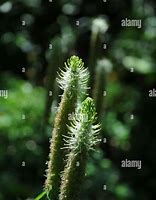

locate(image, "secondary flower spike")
(59, 97), (101, 200)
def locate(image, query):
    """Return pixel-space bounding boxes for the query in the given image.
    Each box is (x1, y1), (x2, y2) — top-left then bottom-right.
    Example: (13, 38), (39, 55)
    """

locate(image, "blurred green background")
(0, 0), (156, 199)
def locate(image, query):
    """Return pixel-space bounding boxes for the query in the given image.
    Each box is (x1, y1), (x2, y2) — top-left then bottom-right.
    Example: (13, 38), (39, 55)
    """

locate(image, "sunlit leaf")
(34, 191), (46, 200)
(123, 56), (154, 74)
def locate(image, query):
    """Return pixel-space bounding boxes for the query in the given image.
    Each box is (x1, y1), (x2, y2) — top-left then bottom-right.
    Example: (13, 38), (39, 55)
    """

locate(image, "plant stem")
(45, 89), (77, 199)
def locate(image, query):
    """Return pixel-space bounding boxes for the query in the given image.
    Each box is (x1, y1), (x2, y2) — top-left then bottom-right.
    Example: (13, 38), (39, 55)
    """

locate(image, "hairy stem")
(45, 89), (77, 199)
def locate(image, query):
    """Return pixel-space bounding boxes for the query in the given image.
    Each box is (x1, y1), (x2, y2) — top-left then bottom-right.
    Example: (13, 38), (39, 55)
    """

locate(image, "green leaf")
(34, 191), (46, 200)
(123, 56), (154, 74)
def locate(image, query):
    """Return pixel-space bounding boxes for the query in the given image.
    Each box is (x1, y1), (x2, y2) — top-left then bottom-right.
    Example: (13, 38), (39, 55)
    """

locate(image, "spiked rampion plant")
(59, 97), (100, 200)
(88, 17), (108, 94)
(45, 56), (89, 199)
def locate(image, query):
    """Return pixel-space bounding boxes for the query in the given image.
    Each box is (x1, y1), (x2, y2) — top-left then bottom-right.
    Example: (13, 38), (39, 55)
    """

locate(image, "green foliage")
(123, 56), (155, 74)
(0, 76), (46, 199)
(0, 77), (45, 139)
